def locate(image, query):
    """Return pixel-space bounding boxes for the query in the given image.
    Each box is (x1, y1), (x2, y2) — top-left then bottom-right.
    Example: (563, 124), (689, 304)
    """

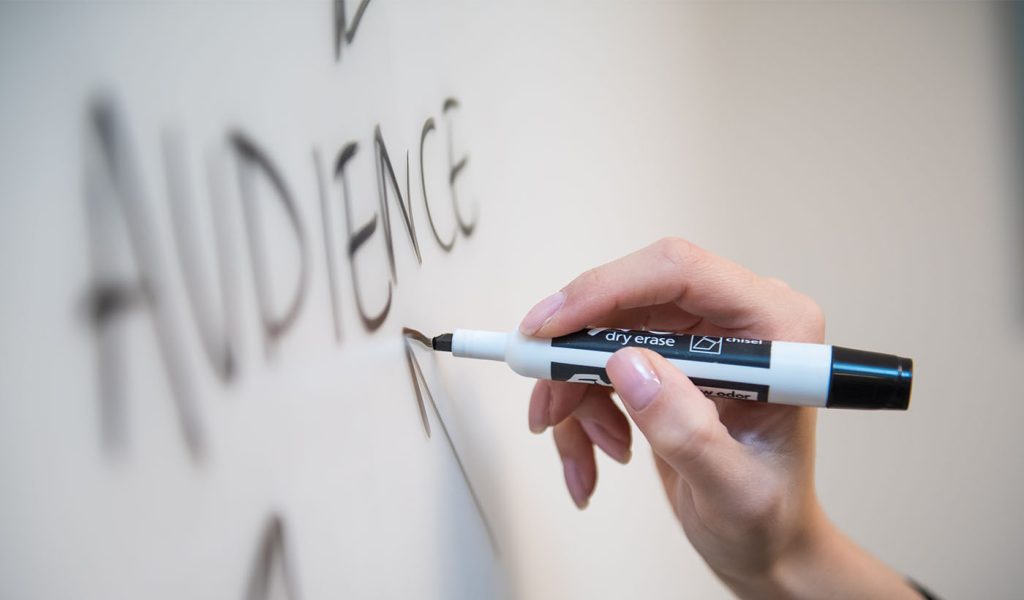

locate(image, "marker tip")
(432, 333), (453, 352)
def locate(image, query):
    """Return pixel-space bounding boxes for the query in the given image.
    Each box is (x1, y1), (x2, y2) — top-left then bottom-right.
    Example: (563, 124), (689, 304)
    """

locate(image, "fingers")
(528, 380), (584, 433)
(528, 381), (553, 434)
(574, 386), (632, 464)
(606, 347), (752, 496)
(530, 381), (632, 464)
(587, 303), (705, 335)
(532, 381), (633, 509)
(553, 418), (597, 509)
(519, 237), (817, 340)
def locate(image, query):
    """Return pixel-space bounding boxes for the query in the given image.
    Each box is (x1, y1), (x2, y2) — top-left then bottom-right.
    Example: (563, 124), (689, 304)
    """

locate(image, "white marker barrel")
(448, 328), (912, 410)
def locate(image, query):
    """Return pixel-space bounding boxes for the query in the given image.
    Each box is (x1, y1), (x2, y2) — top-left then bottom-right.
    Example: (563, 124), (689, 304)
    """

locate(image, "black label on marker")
(551, 363), (612, 386)
(690, 378), (770, 403)
(552, 329), (772, 369)
(549, 364), (770, 402)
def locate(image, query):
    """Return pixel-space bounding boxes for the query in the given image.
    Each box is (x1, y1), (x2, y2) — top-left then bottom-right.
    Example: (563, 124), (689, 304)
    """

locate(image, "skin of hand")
(519, 238), (920, 600)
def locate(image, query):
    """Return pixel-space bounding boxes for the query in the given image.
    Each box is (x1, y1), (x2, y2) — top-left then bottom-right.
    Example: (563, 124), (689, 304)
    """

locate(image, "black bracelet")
(909, 578), (940, 600)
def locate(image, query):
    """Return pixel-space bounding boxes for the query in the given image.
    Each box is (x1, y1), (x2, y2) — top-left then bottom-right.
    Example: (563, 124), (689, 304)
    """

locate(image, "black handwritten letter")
(374, 125), (422, 281)
(82, 98), (204, 458)
(402, 329), (498, 553)
(336, 142), (391, 331)
(244, 514), (301, 600)
(443, 98), (478, 236)
(231, 132), (310, 353)
(333, 0), (372, 61)
(419, 118), (455, 252)
(314, 149), (343, 341)
(162, 133), (238, 380)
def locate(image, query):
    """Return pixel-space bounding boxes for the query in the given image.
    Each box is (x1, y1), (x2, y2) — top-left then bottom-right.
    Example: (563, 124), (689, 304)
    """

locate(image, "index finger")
(519, 238), (794, 339)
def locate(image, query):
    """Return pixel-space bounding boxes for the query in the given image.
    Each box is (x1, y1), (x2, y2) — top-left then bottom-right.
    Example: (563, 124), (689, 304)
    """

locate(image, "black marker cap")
(827, 346), (913, 410)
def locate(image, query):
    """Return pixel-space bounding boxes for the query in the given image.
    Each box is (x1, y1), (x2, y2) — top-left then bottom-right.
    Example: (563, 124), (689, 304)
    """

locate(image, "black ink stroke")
(162, 132), (238, 380)
(419, 117), (455, 252)
(402, 327), (431, 348)
(83, 98), (205, 458)
(231, 132), (310, 353)
(375, 125), (422, 280)
(442, 98), (478, 236)
(314, 149), (343, 342)
(244, 514), (301, 600)
(402, 328), (499, 554)
(333, 0), (372, 61)
(336, 142), (392, 331)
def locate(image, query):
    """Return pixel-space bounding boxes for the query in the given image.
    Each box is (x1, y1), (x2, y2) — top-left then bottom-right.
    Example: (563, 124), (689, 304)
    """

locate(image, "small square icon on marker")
(689, 336), (723, 354)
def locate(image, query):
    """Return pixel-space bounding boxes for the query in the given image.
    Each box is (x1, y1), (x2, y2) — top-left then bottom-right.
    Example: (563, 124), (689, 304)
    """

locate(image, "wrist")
(716, 502), (835, 600)
(762, 506), (843, 599)
(718, 503), (921, 600)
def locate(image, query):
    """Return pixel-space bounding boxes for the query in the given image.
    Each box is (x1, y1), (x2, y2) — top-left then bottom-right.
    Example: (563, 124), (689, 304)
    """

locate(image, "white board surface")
(2, 2), (1023, 599)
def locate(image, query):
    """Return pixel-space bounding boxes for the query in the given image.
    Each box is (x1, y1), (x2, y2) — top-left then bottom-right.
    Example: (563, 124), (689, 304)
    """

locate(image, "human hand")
(520, 238), (919, 599)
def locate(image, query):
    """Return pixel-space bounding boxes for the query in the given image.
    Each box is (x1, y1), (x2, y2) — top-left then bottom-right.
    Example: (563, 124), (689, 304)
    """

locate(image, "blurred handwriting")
(82, 95), (476, 459)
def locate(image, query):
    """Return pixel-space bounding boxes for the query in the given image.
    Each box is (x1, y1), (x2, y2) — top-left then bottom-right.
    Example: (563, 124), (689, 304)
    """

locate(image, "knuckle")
(763, 276), (826, 342)
(732, 485), (785, 537)
(793, 293), (826, 340)
(570, 266), (603, 296)
(745, 487), (783, 522)
(654, 237), (703, 271)
(806, 299), (826, 334)
(661, 412), (716, 466)
(551, 419), (575, 449)
(549, 381), (589, 423)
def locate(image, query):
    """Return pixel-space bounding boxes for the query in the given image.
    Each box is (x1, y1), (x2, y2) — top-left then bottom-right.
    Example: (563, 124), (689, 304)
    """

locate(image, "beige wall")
(472, 3), (1023, 598)
(690, 4), (1024, 598)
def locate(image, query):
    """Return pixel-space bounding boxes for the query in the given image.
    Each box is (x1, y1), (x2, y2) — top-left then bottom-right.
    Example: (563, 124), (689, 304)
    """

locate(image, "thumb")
(607, 347), (749, 493)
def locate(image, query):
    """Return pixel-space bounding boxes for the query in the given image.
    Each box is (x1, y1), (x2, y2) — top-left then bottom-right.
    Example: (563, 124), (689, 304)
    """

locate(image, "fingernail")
(580, 420), (631, 464)
(562, 458), (589, 509)
(520, 291), (565, 335)
(616, 351), (661, 412)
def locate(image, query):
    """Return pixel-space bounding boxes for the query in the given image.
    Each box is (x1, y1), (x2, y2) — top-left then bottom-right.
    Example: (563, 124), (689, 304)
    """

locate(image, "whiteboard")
(2, 2), (1022, 599)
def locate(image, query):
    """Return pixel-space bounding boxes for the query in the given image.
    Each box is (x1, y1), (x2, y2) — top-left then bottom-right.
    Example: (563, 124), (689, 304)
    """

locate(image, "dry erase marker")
(432, 328), (913, 409)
